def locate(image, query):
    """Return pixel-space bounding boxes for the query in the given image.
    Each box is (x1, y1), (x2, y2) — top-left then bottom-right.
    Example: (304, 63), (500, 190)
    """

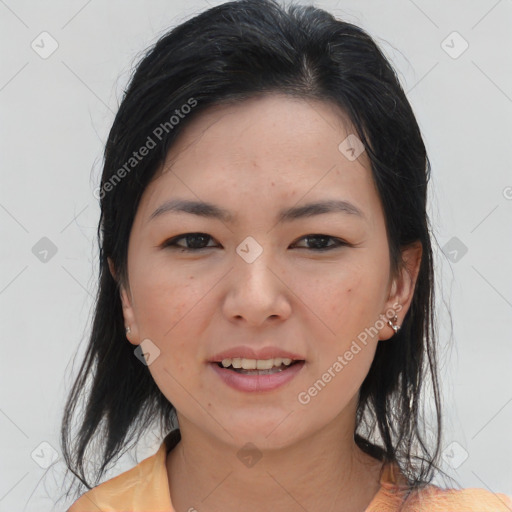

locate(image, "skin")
(109, 94), (422, 512)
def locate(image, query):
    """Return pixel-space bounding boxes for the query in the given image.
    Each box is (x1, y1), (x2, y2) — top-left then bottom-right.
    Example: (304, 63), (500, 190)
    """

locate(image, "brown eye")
(291, 234), (348, 251)
(162, 233), (218, 251)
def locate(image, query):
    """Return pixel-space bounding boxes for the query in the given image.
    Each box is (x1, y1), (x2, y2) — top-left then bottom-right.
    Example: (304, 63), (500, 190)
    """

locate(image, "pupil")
(308, 235), (329, 249)
(188, 233), (209, 248)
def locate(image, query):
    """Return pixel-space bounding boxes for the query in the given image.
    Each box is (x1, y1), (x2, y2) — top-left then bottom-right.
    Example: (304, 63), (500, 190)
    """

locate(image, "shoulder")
(67, 454), (164, 512)
(67, 431), (180, 511)
(370, 463), (512, 512)
(401, 484), (512, 511)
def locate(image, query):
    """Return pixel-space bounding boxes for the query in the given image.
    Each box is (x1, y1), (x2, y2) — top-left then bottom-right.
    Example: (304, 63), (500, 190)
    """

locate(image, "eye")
(161, 233), (349, 253)
(291, 234), (348, 251)
(161, 233), (219, 252)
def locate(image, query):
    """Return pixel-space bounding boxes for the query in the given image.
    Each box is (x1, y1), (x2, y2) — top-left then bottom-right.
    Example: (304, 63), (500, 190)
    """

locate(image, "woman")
(62, 0), (512, 510)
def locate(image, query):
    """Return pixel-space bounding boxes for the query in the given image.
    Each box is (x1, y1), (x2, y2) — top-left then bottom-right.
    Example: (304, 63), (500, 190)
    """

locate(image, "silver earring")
(387, 314), (400, 334)
(125, 326), (131, 335)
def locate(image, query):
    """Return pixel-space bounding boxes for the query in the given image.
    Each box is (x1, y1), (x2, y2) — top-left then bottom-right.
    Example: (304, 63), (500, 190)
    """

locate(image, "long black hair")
(60, 0), (447, 501)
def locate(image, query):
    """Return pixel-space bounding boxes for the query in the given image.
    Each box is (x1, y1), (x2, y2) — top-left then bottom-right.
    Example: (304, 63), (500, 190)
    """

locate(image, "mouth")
(209, 355), (306, 392)
(213, 357), (305, 376)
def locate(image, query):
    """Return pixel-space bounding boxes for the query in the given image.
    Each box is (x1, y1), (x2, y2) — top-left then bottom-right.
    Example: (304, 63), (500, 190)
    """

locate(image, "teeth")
(257, 359), (274, 370)
(221, 357), (294, 369)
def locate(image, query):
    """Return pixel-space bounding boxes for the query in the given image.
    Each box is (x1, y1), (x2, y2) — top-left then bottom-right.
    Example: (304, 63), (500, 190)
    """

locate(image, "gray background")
(1, 0), (511, 510)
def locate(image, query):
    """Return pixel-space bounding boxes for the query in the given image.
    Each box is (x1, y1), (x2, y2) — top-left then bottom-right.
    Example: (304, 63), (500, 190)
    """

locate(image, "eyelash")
(161, 233), (349, 252)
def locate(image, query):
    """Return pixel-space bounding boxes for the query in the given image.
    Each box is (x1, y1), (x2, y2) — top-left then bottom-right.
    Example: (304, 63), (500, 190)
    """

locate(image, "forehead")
(137, 94), (380, 226)
(160, 94), (359, 171)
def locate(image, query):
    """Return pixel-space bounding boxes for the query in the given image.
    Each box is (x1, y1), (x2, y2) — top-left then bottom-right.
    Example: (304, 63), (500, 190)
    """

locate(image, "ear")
(378, 241), (422, 341)
(108, 257), (140, 346)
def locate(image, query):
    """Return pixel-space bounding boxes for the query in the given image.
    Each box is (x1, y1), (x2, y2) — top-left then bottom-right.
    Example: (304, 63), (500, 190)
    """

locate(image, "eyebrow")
(149, 198), (366, 224)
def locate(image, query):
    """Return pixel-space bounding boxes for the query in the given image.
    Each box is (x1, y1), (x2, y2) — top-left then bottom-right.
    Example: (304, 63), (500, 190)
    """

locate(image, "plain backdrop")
(1, 0), (511, 510)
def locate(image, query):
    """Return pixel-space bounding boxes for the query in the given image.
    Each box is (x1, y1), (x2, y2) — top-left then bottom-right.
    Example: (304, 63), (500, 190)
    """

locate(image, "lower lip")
(209, 361), (306, 392)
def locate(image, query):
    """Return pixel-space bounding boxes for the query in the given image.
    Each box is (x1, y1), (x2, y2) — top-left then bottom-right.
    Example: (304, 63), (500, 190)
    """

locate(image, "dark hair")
(60, 0), (447, 502)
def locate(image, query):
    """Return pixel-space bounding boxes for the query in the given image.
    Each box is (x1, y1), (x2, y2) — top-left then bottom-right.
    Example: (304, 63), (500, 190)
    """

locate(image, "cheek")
(303, 270), (382, 406)
(133, 271), (204, 395)
(131, 262), (200, 341)
(302, 261), (387, 345)
(308, 264), (371, 317)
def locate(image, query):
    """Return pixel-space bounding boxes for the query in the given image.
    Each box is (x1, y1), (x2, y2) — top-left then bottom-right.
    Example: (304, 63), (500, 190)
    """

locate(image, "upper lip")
(209, 346), (305, 362)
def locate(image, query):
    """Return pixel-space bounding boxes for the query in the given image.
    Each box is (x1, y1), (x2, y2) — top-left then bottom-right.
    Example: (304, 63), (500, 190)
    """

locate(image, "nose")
(222, 247), (292, 327)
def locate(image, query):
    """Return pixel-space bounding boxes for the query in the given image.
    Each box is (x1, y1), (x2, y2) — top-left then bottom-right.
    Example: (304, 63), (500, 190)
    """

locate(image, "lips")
(209, 346), (305, 363)
(210, 358), (306, 392)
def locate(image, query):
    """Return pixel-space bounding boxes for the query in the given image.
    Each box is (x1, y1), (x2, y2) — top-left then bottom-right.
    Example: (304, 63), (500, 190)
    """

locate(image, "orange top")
(68, 430), (512, 512)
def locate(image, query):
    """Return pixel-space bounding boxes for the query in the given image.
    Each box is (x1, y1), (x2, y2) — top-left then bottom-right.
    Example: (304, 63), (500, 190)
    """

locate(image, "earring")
(387, 314), (400, 334)
(125, 326), (131, 335)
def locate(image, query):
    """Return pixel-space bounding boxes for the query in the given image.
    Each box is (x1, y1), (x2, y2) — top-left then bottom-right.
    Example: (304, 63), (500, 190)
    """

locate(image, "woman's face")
(114, 94), (420, 449)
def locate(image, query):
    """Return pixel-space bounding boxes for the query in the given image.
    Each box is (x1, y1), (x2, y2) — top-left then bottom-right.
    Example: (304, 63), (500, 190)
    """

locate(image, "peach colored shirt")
(68, 430), (512, 512)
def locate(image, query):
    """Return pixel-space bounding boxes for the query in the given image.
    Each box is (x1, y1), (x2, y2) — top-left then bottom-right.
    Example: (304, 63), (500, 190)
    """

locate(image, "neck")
(166, 413), (384, 512)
